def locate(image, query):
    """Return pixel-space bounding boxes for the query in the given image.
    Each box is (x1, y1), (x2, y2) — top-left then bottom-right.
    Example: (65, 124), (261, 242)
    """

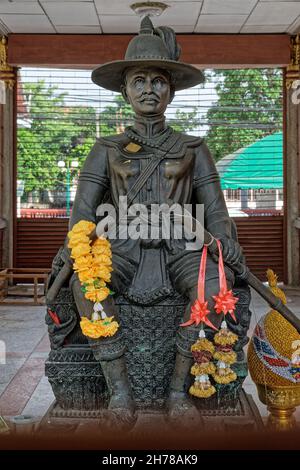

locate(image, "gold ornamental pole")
(0, 36), (15, 90)
(286, 34), (300, 90)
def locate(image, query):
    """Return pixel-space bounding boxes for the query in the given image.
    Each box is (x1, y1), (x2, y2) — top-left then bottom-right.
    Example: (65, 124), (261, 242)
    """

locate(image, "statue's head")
(120, 66), (174, 116)
(92, 16), (204, 95)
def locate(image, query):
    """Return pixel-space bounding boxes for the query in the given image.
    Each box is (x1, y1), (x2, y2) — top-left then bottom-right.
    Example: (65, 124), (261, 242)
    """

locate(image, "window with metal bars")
(16, 67), (283, 218)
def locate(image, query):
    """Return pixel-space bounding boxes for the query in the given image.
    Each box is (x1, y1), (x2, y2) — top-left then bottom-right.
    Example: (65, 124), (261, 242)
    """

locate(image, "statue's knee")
(89, 331), (126, 361)
(101, 295), (118, 318)
(176, 325), (198, 358)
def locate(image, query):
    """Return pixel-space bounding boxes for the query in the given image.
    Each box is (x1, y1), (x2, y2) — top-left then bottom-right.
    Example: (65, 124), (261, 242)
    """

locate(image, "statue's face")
(121, 67), (173, 116)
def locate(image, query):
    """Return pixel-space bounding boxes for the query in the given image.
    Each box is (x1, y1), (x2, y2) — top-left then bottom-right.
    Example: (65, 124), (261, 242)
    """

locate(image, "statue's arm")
(193, 141), (231, 239)
(69, 140), (109, 229)
(193, 141), (243, 265)
(46, 141), (109, 300)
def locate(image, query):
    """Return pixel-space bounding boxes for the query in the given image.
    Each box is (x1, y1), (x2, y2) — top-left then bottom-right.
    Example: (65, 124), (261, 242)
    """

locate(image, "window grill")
(16, 67), (283, 219)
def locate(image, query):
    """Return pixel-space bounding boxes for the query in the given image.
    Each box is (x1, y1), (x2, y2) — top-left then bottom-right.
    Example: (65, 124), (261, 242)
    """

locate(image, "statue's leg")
(166, 251), (234, 423)
(70, 273), (137, 430)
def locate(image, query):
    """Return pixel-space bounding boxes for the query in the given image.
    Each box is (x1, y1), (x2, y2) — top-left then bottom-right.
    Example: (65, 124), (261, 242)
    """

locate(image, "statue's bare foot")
(102, 393), (137, 432)
(166, 390), (201, 429)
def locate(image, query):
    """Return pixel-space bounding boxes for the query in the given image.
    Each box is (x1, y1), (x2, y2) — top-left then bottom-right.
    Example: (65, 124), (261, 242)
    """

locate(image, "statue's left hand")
(220, 237), (243, 266)
(209, 237), (243, 267)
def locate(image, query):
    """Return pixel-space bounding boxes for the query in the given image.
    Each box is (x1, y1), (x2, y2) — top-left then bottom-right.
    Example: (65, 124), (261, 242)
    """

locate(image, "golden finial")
(267, 268), (287, 305)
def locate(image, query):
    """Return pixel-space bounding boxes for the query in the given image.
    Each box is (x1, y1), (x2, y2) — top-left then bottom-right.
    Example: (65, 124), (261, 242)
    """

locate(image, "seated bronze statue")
(46, 16), (250, 429)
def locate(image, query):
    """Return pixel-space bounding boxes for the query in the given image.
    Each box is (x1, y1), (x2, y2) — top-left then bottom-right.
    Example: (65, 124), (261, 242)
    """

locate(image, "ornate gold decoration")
(257, 384), (300, 431)
(286, 34), (300, 89)
(267, 269), (287, 304)
(125, 142), (142, 153)
(0, 36), (15, 90)
(248, 269), (300, 431)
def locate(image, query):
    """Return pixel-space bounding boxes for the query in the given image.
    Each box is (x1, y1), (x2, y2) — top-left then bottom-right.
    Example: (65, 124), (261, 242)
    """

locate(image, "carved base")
(40, 390), (263, 434)
(257, 384), (300, 431)
(45, 347), (108, 411)
(45, 286), (252, 411)
(46, 293), (187, 410)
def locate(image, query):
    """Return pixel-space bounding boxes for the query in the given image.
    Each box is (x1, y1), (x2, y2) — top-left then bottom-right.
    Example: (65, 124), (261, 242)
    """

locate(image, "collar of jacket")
(98, 131), (203, 160)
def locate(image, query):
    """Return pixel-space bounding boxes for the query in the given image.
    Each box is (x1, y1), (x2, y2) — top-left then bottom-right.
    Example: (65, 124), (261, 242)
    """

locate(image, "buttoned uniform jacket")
(69, 128), (234, 301)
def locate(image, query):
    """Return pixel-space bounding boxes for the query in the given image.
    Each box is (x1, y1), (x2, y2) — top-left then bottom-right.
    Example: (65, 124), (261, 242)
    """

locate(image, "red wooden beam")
(8, 34), (291, 68)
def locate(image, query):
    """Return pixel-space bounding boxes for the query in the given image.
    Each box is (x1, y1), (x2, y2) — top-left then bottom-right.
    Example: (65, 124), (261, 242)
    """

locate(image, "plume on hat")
(155, 26), (181, 62)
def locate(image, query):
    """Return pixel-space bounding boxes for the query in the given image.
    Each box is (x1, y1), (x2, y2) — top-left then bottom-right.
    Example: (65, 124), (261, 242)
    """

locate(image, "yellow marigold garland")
(68, 220), (118, 339)
(212, 369), (237, 384)
(191, 337), (215, 355)
(213, 320), (238, 384)
(214, 329), (238, 346)
(189, 329), (217, 398)
(213, 350), (237, 365)
(191, 362), (216, 376)
(189, 382), (216, 398)
(80, 315), (118, 339)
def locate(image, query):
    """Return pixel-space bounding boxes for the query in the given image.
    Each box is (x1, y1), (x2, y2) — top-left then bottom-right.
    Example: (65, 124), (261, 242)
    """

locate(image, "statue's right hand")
(46, 261), (73, 303)
(61, 245), (73, 266)
(46, 241), (74, 303)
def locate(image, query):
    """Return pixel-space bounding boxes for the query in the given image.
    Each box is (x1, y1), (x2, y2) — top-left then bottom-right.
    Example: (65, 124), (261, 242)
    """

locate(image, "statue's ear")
(169, 86), (175, 104)
(121, 85), (129, 104)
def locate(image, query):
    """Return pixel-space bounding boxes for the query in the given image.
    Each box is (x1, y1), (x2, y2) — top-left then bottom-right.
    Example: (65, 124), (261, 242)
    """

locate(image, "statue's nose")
(144, 78), (153, 93)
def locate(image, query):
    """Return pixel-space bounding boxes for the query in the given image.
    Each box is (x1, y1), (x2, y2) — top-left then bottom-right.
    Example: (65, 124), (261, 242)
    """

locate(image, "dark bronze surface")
(91, 16), (204, 92)
(46, 17), (250, 427)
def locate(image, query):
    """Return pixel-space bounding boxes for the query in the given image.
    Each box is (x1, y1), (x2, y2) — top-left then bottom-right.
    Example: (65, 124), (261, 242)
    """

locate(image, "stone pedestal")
(45, 283), (252, 415)
(40, 389), (264, 434)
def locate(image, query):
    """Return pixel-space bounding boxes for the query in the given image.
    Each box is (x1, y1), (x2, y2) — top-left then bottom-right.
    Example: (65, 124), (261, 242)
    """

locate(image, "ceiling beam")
(8, 34), (291, 68)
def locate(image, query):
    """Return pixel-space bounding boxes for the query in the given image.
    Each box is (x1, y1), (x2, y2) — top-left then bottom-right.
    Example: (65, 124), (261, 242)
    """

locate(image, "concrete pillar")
(0, 37), (16, 268)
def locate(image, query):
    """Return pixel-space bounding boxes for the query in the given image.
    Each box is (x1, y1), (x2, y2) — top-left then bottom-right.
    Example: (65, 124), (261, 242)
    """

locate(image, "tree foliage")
(171, 108), (198, 132)
(205, 69), (282, 162)
(99, 94), (134, 135)
(98, 94), (198, 134)
(17, 81), (96, 197)
(17, 81), (199, 202)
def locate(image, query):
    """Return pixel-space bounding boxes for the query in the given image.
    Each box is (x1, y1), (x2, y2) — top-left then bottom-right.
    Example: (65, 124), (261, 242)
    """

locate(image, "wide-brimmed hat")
(92, 16), (204, 92)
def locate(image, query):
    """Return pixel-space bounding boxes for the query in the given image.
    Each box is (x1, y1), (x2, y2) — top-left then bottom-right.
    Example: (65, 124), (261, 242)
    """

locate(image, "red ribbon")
(181, 245), (217, 330)
(48, 308), (61, 325)
(212, 239), (238, 321)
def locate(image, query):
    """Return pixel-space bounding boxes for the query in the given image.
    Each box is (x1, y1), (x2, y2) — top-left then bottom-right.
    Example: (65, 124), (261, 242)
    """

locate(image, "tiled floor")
(0, 306), (53, 420)
(0, 286), (299, 427)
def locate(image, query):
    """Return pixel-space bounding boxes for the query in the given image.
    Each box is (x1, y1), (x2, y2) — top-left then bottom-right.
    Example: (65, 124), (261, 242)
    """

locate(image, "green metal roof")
(216, 132), (283, 190)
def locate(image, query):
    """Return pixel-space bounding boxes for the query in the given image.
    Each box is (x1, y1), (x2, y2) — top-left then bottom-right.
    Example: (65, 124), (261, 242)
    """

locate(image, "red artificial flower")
(181, 299), (217, 330)
(213, 289), (238, 321)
